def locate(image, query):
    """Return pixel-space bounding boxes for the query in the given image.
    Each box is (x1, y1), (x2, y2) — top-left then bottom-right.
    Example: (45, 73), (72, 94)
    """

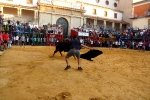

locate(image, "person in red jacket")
(3, 32), (9, 50)
(142, 40), (146, 51)
(0, 31), (4, 51)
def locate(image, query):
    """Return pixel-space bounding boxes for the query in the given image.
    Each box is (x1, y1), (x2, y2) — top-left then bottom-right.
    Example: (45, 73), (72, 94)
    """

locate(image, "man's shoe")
(64, 65), (71, 70)
(78, 67), (83, 70)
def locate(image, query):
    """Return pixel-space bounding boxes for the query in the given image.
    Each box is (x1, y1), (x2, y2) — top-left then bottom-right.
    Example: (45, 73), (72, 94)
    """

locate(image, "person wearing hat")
(64, 36), (92, 70)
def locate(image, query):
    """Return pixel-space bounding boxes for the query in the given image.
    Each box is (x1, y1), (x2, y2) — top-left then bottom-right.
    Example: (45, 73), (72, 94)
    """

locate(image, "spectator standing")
(26, 36), (29, 45)
(138, 41), (143, 52)
(132, 41), (135, 50)
(34, 37), (37, 45)
(0, 11), (3, 31)
(43, 36), (46, 45)
(90, 39), (94, 47)
(15, 35), (19, 45)
(0, 32), (3, 51)
(79, 37), (84, 44)
(142, 41), (146, 51)
(3, 32), (9, 49)
(18, 35), (22, 46)
(121, 41), (125, 48)
(8, 34), (12, 48)
(148, 41), (150, 50)
(21, 34), (26, 47)
(37, 36), (41, 45)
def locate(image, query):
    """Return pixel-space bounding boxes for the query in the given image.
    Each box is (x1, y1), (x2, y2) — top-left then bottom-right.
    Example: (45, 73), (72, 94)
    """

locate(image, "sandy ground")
(0, 46), (150, 100)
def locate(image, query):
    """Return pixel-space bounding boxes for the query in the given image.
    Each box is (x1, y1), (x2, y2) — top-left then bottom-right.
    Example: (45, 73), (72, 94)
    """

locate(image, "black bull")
(52, 42), (71, 57)
(52, 42), (103, 61)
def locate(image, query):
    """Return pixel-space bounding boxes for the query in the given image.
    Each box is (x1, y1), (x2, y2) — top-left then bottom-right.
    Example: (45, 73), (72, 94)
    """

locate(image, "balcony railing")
(129, 11), (150, 19)
(144, 11), (150, 17)
(128, 14), (138, 19)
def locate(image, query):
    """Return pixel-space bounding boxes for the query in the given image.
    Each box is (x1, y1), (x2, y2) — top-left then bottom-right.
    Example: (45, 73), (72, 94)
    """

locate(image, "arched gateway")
(56, 17), (68, 38)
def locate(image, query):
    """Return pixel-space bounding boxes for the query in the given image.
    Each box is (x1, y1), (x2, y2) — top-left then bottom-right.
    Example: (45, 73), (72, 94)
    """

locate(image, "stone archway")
(56, 17), (68, 38)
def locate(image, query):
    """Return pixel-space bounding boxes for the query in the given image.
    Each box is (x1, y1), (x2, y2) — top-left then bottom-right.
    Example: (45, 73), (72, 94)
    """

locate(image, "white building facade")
(0, 0), (129, 36)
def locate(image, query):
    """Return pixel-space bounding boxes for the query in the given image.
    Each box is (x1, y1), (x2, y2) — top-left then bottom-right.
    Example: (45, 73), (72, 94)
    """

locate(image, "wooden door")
(56, 17), (68, 38)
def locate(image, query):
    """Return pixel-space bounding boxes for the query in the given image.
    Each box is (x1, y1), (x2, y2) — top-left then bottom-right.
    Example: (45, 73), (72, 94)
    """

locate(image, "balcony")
(144, 11), (150, 17)
(128, 14), (138, 19)
(129, 11), (150, 19)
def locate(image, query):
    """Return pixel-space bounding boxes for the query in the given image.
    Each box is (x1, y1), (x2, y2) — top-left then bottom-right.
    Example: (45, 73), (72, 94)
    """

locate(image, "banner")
(40, 0), (53, 4)
(78, 32), (89, 36)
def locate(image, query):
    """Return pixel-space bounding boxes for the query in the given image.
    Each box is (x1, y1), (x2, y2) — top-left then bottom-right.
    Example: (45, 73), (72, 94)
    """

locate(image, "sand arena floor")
(0, 46), (150, 100)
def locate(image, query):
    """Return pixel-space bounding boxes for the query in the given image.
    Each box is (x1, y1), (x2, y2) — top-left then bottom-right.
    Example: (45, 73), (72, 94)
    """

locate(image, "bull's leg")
(59, 51), (63, 56)
(53, 50), (58, 57)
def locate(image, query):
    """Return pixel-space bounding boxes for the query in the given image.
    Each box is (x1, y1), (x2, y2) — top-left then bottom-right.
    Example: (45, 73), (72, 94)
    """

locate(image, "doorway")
(56, 17), (68, 38)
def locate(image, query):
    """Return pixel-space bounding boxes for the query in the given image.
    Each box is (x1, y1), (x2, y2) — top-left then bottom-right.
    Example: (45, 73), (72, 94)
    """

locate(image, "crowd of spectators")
(0, 22), (68, 51)
(0, 17), (150, 52)
(0, 19), (65, 52)
(71, 25), (150, 51)
(1, 20), (63, 36)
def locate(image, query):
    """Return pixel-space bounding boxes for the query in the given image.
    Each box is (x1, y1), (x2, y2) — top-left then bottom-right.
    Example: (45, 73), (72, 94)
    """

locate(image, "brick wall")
(134, 3), (150, 17)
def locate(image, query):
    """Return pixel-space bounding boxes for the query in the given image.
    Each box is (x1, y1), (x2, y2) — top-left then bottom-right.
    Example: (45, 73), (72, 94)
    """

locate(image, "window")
(104, 11), (107, 17)
(114, 13), (117, 18)
(92, 9), (96, 15)
(95, 0), (100, 3)
(105, 0), (109, 5)
(114, 3), (117, 7)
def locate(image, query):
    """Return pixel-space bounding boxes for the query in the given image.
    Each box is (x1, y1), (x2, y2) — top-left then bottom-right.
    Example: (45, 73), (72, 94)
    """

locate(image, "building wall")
(80, 0), (118, 10)
(84, 6), (123, 20)
(38, 11), (81, 36)
(0, 0), (128, 32)
(0, 0), (38, 6)
(72, 17), (81, 28)
(133, 0), (143, 3)
(39, 13), (52, 26)
(117, 0), (132, 25)
(132, 17), (150, 29)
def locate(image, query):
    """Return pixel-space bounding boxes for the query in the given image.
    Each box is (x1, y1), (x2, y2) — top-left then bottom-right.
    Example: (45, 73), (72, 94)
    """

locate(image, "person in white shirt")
(79, 37), (84, 44)
(132, 41), (135, 49)
(26, 36), (29, 45)
(15, 35), (19, 45)
(138, 41), (143, 51)
(115, 41), (118, 48)
(90, 39), (94, 47)
(30, 24), (34, 29)
(140, 31), (143, 36)
(21, 35), (26, 47)
(118, 41), (121, 48)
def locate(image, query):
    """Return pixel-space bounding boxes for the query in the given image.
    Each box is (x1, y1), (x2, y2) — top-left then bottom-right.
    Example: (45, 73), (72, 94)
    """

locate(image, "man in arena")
(64, 36), (93, 70)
